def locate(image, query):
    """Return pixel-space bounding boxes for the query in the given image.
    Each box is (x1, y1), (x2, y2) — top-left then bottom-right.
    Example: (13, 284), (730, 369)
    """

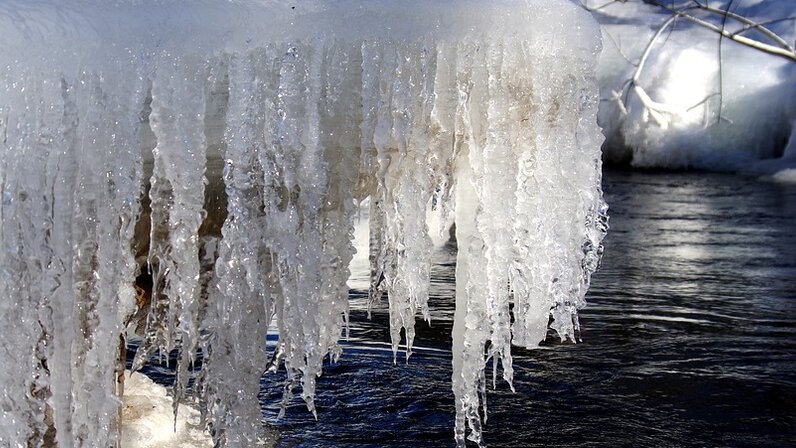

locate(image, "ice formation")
(585, 0), (796, 173)
(0, 1), (606, 447)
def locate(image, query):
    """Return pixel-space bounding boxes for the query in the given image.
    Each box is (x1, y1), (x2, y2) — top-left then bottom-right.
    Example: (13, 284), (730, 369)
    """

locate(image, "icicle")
(83, 64), (146, 447)
(261, 41), (331, 418)
(315, 43), (360, 359)
(367, 42), (438, 362)
(427, 42), (459, 240)
(205, 52), (271, 446)
(473, 41), (518, 389)
(46, 77), (80, 448)
(366, 43), (396, 318)
(450, 42), (492, 447)
(451, 141), (490, 448)
(71, 67), (141, 446)
(356, 41), (382, 200)
(145, 55), (209, 418)
(510, 39), (555, 349)
(0, 69), (62, 448)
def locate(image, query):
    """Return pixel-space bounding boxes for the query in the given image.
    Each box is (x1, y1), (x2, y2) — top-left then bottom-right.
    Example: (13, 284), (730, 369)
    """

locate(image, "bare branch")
(624, 13), (684, 128)
(686, 1), (794, 51)
(579, 0), (626, 13)
(714, 0), (735, 124)
(649, 1), (796, 62)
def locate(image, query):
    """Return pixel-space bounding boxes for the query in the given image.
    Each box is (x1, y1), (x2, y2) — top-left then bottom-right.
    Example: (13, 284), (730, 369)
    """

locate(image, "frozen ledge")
(0, 0), (598, 71)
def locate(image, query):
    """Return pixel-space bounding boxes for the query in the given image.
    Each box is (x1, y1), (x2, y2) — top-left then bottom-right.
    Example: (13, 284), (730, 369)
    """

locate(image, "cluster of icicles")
(0, 39), (607, 448)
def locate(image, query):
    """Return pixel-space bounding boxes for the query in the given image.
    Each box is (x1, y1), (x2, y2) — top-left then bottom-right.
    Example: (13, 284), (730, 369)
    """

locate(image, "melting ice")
(0, 1), (607, 447)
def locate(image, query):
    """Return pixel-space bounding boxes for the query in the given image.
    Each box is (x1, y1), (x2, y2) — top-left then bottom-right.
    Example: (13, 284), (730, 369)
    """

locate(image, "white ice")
(0, 1), (606, 447)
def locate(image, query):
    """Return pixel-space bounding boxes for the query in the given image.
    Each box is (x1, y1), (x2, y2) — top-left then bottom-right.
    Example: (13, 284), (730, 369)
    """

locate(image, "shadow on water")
(131, 170), (796, 447)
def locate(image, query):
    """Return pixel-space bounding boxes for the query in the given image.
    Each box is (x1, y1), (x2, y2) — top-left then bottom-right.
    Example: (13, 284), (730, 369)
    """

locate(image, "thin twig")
(688, 0), (794, 51)
(715, 0), (734, 124)
(650, 1), (796, 62)
(604, 30), (638, 65)
(750, 16), (796, 29)
(625, 13), (685, 128)
(579, 0), (625, 13)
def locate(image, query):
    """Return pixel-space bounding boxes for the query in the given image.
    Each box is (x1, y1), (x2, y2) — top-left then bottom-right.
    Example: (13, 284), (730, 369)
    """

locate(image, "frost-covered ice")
(586, 0), (796, 174)
(0, 1), (606, 447)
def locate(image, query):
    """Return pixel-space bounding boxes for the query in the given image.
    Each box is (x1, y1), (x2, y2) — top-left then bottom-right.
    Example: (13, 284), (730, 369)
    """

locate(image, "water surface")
(136, 170), (796, 447)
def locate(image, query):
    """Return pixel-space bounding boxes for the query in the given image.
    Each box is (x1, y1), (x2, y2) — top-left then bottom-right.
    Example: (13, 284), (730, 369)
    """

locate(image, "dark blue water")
(134, 170), (796, 447)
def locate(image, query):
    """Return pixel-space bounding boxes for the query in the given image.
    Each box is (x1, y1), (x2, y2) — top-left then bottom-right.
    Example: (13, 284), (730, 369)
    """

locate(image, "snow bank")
(768, 168), (796, 183)
(586, 0), (796, 175)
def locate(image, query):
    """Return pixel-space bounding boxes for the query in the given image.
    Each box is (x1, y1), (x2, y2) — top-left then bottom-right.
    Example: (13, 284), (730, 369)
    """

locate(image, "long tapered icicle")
(146, 56), (209, 419)
(0, 72), (63, 447)
(370, 43), (438, 362)
(206, 52), (272, 446)
(67, 68), (145, 447)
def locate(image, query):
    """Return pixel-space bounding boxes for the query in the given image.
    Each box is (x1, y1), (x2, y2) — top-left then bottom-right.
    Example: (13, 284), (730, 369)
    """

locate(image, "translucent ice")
(0, 1), (606, 447)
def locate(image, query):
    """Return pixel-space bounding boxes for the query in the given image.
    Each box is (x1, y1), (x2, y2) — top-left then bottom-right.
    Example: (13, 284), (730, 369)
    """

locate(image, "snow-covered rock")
(121, 372), (213, 448)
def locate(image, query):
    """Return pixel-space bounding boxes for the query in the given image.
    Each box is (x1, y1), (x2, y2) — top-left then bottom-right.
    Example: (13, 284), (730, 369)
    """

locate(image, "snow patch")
(121, 372), (213, 448)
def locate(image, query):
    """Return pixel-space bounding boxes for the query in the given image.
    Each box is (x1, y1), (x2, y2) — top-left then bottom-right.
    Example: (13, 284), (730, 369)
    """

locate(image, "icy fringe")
(0, 38), (606, 448)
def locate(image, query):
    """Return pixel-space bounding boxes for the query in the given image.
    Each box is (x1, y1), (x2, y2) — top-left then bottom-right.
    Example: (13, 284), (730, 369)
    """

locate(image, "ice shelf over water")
(0, 1), (607, 447)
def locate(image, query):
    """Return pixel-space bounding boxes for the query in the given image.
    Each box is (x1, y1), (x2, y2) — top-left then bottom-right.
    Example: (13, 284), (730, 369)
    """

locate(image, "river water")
(134, 169), (796, 447)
